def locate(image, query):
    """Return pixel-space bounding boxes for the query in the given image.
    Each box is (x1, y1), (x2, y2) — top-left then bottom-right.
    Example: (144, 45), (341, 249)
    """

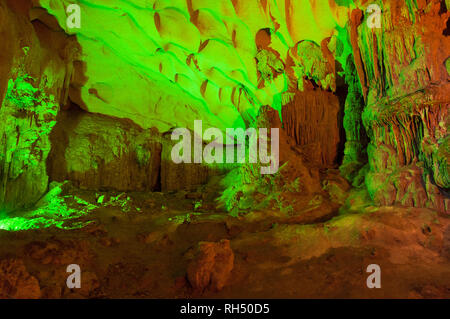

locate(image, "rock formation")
(0, 0), (449, 301)
(348, 0), (449, 212)
(0, 0), (448, 215)
(186, 239), (234, 292)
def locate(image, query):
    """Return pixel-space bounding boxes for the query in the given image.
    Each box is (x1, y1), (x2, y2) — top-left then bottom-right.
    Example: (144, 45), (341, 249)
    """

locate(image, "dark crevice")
(439, 0), (448, 15)
(155, 152), (162, 192)
(444, 18), (450, 36)
(335, 84), (348, 166)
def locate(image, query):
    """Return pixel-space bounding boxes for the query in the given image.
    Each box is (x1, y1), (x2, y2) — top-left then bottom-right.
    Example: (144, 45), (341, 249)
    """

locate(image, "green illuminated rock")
(36, 0), (352, 132)
(0, 0), (448, 218)
(0, 1), (68, 213)
(0, 75), (58, 212)
(47, 109), (162, 192)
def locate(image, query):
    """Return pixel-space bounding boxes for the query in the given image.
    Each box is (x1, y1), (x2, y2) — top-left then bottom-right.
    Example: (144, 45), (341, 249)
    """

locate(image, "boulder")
(187, 239), (234, 292)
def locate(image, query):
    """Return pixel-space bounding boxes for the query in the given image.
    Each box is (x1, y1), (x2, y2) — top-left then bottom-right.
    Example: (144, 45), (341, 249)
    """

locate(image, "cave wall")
(34, 0), (352, 132)
(345, 0), (449, 212)
(281, 89), (343, 167)
(0, 0), (448, 214)
(0, 0), (70, 212)
(47, 108), (162, 192)
(48, 107), (232, 193)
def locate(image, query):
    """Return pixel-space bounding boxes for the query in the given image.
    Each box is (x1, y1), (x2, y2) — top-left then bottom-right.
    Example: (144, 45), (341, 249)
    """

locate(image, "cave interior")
(0, 0), (449, 299)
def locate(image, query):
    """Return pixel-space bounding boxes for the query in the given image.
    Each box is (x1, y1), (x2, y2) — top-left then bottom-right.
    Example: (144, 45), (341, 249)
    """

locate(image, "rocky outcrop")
(354, 1), (449, 103)
(48, 108), (162, 192)
(363, 89), (449, 212)
(0, 0), (70, 212)
(0, 0), (447, 215)
(0, 258), (41, 299)
(47, 108), (234, 192)
(47, 106), (238, 193)
(187, 239), (234, 292)
(0, 74), (58, 212)
(281, 89), (343, 167)
(160, 134), (233, 192)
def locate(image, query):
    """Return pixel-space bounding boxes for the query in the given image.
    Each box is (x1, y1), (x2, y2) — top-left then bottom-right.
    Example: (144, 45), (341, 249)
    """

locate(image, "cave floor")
(1, 185), (449, 299)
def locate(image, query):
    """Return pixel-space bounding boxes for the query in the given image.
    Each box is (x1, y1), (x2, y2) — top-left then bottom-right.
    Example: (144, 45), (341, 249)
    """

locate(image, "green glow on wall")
(37, 0), (351, 133)
(0, 184), (95, 231)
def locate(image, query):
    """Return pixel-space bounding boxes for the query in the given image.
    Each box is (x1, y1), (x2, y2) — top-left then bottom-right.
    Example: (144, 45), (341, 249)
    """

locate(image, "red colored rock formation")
(282, 89), (342, 167)
(0, 258), (41, 299)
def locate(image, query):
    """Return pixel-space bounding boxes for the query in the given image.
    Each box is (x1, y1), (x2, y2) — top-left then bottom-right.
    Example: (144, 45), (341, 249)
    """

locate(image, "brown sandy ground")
(0, 178), (449, 299)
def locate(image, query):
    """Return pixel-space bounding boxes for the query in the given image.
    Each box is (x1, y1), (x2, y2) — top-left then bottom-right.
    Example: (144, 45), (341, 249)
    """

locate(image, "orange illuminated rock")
(0, 259), (41, 299)
(187, 239), (234, 292)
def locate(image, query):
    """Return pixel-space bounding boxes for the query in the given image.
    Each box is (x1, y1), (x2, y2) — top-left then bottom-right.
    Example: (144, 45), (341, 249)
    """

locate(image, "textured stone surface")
(35, 0), (352, 132)
(340, 56), (368, 187)
(0, 0), (447, 214)
(25, 239), (93, 265)
(0, 258), (41, 299)
(48, 108), (162, 192)
(187, 239), (234, 292)
(363, 90), (449, 212)
(341, 0), (449, 212)
(0, 0), (70, 212)
(282, 89), (343, 167)
(354, 0), (449, 103)
(160, 134), (233, 192)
